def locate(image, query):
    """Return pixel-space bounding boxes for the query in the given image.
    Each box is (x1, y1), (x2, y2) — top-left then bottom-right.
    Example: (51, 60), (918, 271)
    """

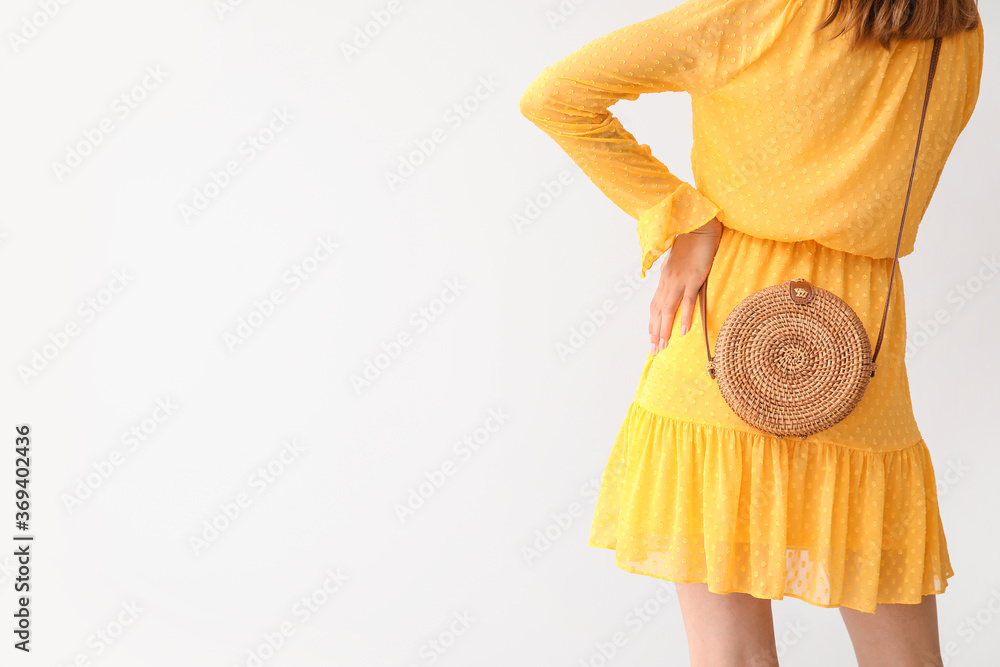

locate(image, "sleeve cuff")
(637, 182), (722, 279)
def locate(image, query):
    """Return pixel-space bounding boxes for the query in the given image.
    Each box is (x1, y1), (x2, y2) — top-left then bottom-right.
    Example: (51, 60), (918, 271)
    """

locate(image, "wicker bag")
(698, 36), (942, 439)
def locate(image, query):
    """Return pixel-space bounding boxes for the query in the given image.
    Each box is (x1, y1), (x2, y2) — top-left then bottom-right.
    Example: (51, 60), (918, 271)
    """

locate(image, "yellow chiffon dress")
(519, 0), (984, 613)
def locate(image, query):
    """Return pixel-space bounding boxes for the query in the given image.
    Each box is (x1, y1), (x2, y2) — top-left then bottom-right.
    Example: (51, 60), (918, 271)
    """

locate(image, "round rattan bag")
(699, 278), (876, 439)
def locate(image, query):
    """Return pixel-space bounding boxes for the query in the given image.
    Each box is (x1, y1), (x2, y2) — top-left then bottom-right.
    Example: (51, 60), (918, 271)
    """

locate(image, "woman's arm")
(519, 0), (792, 278)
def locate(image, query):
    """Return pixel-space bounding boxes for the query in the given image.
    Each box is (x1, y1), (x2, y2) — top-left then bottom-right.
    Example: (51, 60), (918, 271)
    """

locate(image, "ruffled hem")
(588, 401), (954, 614)
(637, 181), (722, 279)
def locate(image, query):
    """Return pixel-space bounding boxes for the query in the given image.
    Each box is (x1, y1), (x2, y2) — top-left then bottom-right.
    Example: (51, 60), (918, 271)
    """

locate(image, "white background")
(1, 0), (998, 665)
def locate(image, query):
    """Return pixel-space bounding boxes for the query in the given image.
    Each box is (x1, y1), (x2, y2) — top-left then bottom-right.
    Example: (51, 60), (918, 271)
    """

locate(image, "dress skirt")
(588, 224), (953, 614)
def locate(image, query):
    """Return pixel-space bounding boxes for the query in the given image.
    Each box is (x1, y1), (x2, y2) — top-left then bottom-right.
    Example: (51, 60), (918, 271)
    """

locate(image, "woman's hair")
(816, 0), (980, 49)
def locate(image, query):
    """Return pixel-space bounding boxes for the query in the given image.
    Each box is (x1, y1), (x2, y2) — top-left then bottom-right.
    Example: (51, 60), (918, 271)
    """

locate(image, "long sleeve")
(519, 0), (795, 278)
(959, 17), (984, 133)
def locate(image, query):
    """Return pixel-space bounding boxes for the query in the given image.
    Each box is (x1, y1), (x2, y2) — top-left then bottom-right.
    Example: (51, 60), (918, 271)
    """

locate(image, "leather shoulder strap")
(871, 35), (943, 364)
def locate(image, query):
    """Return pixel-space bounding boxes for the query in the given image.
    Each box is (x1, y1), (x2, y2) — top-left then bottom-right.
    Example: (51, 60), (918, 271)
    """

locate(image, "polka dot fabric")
(519, 0), (984, 277)
(520, 0), (984, 614)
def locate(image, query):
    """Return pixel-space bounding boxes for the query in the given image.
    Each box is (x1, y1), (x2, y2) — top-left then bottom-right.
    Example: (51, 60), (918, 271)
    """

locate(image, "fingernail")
(659, 338), (666, 351)
(650, 343), (657, 355)
(680, 324), (688, 336)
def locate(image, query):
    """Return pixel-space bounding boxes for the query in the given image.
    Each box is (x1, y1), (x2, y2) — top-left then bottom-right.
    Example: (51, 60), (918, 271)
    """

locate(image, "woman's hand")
(649, 216), (723, 355)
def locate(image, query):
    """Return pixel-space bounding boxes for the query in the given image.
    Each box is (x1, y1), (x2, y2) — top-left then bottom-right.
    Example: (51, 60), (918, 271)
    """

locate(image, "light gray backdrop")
(2, 0), (997, 665)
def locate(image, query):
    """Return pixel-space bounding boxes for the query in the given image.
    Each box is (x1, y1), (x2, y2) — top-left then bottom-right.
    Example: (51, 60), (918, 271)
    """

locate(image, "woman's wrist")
(685, 215), (722, 236)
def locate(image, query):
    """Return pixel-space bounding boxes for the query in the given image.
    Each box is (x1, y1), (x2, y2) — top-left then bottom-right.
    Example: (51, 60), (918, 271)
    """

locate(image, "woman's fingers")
(656, 290), (677, 352)
(649, 294), (662, 353)
(651, 281), (683, 354)
(678, 284), (699, 339)
(650, 274), (706, 355)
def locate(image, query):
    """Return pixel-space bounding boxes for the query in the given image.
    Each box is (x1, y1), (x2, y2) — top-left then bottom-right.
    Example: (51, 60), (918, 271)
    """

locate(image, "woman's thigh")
(839, 595), (943, 667)
(674, 582), (779, 667)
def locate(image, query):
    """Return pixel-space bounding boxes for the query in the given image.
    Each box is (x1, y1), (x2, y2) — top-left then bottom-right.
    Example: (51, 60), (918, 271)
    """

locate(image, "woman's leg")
(839, 595), (944, 667)
(675, 582), (779, 667)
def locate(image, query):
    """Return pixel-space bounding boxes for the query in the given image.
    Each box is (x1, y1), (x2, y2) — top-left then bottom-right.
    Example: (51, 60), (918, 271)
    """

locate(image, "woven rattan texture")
(713, 281), (874, 437)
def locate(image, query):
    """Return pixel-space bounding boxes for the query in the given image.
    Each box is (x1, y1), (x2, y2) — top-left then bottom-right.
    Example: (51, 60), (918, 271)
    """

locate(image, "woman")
(519, 0), (983, 665)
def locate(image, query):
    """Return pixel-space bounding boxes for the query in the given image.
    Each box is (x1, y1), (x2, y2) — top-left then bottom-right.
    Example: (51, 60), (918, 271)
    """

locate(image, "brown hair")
(816, 0), (980, 49)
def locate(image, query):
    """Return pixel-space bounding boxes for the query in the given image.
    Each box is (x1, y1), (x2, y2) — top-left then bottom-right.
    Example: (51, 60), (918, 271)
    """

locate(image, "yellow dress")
(519, 0), (984, 613)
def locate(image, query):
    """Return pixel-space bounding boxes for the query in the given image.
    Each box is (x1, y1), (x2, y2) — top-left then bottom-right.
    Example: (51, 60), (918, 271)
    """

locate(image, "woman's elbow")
(518, 72), (555, 124)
